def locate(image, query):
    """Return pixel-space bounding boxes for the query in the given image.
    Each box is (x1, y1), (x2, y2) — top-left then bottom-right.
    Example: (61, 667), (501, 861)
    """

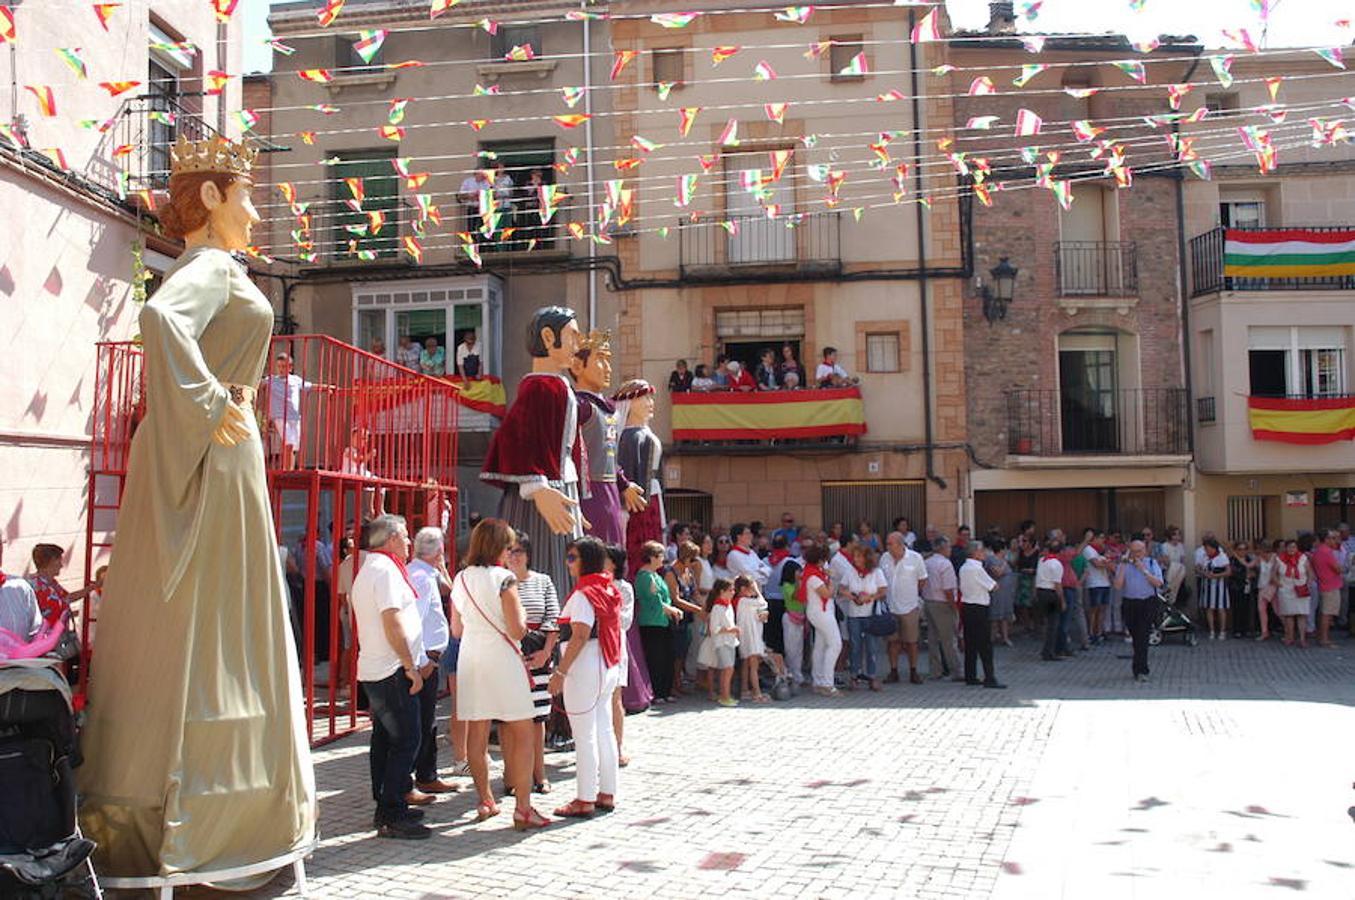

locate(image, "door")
(1058, 184), (1112, 293)
(1059, 343), (1119, 453)
(724, 153), (794, 264)
(820, 481), (925, 541)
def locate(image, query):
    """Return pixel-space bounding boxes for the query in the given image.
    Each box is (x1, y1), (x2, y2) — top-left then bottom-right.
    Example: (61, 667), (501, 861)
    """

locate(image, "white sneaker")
(1220, 632), (1228, 641)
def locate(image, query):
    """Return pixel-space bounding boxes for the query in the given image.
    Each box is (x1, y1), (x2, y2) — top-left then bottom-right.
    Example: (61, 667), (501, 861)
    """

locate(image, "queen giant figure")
(78, 137), (315, 879)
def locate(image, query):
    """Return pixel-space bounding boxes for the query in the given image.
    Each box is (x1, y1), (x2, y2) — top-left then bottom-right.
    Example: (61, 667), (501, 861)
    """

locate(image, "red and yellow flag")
(92, 4), (120, 32)
(1, 7), (16, 45)
(25, 85), (56, 117)
(672, 388), (867, 441)
(99, 80), (140, 97)
(1249, 396), (1355, 444)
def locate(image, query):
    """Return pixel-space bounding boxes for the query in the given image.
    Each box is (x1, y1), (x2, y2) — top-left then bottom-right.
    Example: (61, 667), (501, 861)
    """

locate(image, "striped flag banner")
(1224, 228), (1355, 278)
(672, 388), (867, 441)
(1248, 395), (1355, 444)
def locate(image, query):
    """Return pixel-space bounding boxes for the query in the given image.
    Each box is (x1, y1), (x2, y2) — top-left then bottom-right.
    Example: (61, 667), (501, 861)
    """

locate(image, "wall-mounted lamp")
(979, 256), (1018, 324)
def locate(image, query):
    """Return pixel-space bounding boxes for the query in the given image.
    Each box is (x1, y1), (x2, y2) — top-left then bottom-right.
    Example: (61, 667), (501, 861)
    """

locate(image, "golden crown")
(169, 135), (258, 178)
(577, 329), (612, 356)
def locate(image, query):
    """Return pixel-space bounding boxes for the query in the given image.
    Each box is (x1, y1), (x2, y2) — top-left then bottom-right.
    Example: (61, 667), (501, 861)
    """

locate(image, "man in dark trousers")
(1115, 540), (1164, 683)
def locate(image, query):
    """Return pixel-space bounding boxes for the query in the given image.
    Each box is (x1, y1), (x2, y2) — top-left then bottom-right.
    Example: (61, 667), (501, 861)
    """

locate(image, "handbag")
(864, 599), (897, 638)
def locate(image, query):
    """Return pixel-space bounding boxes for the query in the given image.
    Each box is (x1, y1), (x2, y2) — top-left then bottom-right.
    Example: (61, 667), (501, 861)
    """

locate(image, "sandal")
(553, 798), (595, 818)
(475, 801), (500, 821)
(595, 792), (615, 812)
(512, 806), (553, 831)
(753, 694), (770, 703)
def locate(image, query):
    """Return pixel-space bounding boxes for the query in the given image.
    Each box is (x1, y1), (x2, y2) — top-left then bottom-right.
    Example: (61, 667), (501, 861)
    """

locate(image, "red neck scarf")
(798, 563), (830, 612)
(851, 560), (871, 577)
(731, 544), (753, 556)
(372, 550), (418, 599)
(0, 573), (7, 587)
(1280, 550), (1302, 579)
(712, 597), (732, 607)
(769, 548), (790, 566)
(575, 572), (622, 667)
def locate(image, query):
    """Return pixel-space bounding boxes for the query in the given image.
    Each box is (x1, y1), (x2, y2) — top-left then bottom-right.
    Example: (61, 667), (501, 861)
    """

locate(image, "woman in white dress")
(450, 518), (551, 830)
(550, 537), (624, 818)
(1275, 539), (1312, 648)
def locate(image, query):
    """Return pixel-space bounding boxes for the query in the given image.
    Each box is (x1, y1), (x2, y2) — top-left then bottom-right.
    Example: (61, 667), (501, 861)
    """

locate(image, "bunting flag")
(613, 157), (641, 171)
(77, 116), (116, 132)
(148, 110), (177, 126)
(414, 194), (440, 225)
(403, 235), (423, 263)
(386, 60), (425, 70)
(234, 109), (259, 131)
(309, 103), (340, 114)
(553, 114), (591, 128)
(211, 0), (239, 22)
(477, 18), (499, 34)
(353, 29), (387, 64)
(1019, 1), (1043, 19)
(93, 4), (119, 31)
(775, 6), (814, 24)
(463, 242), (483, 268)
(876, 89), (905, 102)
(1248, 395), (1355, 444)
(968, 76), (995, 95)
(1222, 27), (1259, 52)
(1065, 86), (1099, 99)
(1071, 119), (1104, 141)
(100, 80), (141, 97)
(678, 106), (700, 137)
(0, 7), (14, 44)
(657, 81), (677, 100)
(430, 0), (460, 18)
(561, 86), (586, 108)
(111, 143), (134, 158)
(1051, 180), (1073, 210)
(299, 69), (333, 83)
(268, 39), (297, 56)
(718, 118), (739, 146)
(565, 9), (607, 20)
(468, 119), (489, 131)
(56, 48), (87, 79)
(278, 183), (297, 206)
(967, 115), (1000, 130)
(378, 125), (405, 140)
(1265, 76), (1283, 102)
(712, 46), (741, 65)
(367, 210), (386, 235)
(505, 44), (535, 62)
(1210, 54), (1234, 88)
(567, 222), (586, 240)
(611, 50), (637, 80)
(538, 184), (564, 223)
(695, 153), (719, 172)
(651, 12), (701, 28)
(769, 149), (791, 181)
(1022, 35), (1047, 53)
(205, 70), (230, 95)
(631, 135), (661, 154)
(753, 60), (777, 81)
(344, 177), (365, 205)
(1012, 64), (1048, 88)
(1015, 108), (1043, 136)
(1315, 47), (1346, 69)
(804, 40), (831, 59)
(42, 148), (70, 171)
(1224, 228), (1355, 277)
(910, 8), (941, 43)
(388, 98), (410, 124)
(675, 174), (698, 207)
(1112, 60), (1146, 83)
(838, 52), (868, 77)
(764, 101), (788, 124)
(317, 0), (345, 27)
(1167, 82), (1194, 110)
(25, 86), (56, 117)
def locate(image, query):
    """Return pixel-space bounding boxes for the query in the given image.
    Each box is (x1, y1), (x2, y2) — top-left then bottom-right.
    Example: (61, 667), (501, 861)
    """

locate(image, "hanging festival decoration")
(378, 125), (405, 140)
(753, 60), (777, 81)
(299, 69), (333, 83)
(1210, 54), (1235, 88)
(657, 82), (677, 100)
(712, 46), (741, 65)
(25, 85), (56, 117)
(553, 114), (591, 128)
(1012, 64), (1048, 87)
(205, 70), (230, 95)
(0, 7), (14, 44)
(1315, 47), (1346, 69)
(211, 0), (239, 22)
(837, 52), (868, 77)
(611, 50), (637, 80)
(268, 39), (297, 56)
(388, 98), (410, 124)
(55, 49), (87, 80)
(353, 29), (387, 64)
(969, 76), (996, 95)
(561, 86), (587, 108)
(430, 0), (460, 19)
(764, 102), (788, 124)
(317, 0), (345, 27)
(775, 6), (814, 25)
(1111, 60), (1147, 84)
(910, 8), (941, 43)
(678, 106), (701, 137)
(651, 12), (702, 28)
(805, 40), (831, 59)
(718, 118), (739, 146)
(1015, 108), (1043, 136)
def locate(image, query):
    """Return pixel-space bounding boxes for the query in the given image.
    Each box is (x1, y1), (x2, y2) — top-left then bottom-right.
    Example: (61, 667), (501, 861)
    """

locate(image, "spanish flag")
(672, 388), (867, 441)
(1225, 228), (1355, 278)
(1248, 395), (1355, 445)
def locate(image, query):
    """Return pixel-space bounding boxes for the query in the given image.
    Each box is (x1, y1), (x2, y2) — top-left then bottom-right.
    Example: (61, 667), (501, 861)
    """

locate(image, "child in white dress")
(698, 578), (739, 706)
(734, 575), (769, 702)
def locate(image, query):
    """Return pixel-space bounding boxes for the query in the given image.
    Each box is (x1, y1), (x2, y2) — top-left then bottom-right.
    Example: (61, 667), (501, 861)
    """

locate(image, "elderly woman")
(450, 518), (551, 830)
(506, 531), (560, 795)
(550, 536), (624, 818)
(419, 337), (446, 376)
(408, 527), (455, 796)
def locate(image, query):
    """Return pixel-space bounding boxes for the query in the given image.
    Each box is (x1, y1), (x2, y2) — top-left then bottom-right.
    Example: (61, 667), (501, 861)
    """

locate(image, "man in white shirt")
(827, 536), (857, 643)
(920, 537), (962, 681)
(883, 531), (927, 685)
(726, 523), (771, 588)
(1034, 539), (1068, 662)
(455, 328), (482, 378)
(458, 166), (493, 234)
(408, 527), (456, 796)
(350, 514), (432, 839)
(959, 542), (1004, 688)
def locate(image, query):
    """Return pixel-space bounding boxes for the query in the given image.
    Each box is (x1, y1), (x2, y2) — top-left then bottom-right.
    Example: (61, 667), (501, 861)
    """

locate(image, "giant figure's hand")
(212, 402), (252, 447)
(622, 483), (649, 514)
(532, 487), (581, 535)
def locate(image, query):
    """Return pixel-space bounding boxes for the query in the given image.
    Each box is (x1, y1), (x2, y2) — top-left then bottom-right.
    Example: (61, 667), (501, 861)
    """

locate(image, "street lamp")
(981, 256), (1019, 324)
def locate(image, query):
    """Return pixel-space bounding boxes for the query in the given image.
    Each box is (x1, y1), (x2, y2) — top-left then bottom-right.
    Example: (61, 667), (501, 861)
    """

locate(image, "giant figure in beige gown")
(78, 136), (315, 879)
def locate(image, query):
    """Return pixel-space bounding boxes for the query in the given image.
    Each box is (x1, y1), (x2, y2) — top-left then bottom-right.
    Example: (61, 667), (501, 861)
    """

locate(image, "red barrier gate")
(83, 335), (462, 746)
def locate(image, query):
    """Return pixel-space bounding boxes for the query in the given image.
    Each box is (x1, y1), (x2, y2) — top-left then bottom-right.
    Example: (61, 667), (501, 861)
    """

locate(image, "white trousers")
(564, 661), (621, 802)
(806, 604), (842, 688)
(782, 614), (807, 684)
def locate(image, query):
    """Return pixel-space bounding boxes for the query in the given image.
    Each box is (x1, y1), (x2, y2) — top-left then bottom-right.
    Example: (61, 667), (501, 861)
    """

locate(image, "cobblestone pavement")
(184, 633), (1354, 900)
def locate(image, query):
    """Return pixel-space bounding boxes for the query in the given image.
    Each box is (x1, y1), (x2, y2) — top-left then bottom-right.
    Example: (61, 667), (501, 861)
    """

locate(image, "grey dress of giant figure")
(79, 247), (315, 878)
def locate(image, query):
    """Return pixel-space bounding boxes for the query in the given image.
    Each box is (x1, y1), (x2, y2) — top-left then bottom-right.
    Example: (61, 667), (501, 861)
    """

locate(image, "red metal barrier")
(83, 335), (461, 747)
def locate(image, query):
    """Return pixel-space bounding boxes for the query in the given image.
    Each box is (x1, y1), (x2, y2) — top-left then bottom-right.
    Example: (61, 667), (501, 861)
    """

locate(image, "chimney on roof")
(988, 1), (1017, 35)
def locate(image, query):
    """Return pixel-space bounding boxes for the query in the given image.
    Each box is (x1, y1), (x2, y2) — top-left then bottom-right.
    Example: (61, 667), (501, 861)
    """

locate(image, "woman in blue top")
(419, 337), (446, 376)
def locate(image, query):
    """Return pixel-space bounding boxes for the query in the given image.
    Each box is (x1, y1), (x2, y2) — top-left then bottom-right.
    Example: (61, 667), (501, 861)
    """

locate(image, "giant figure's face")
(202, 178), (260, 251)
(543, 318), (581, 371)
(571, 350), (613, 392)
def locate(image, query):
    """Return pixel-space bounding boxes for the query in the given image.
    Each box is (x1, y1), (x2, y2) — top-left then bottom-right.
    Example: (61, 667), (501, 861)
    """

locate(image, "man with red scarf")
(350, 514), (432, 840)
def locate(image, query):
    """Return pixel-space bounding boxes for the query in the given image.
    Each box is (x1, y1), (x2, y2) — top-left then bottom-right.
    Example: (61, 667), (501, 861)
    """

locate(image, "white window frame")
(1247, 325), (1347, 397)
(351, 276), (503, 377)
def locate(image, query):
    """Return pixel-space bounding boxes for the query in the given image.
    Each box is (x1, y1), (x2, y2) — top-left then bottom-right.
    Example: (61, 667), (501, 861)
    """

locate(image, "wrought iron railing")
(1196, 395), (1217, 424)
(105, 94), (224, 196)
(1190, 225), (1355, 296)
(1054, 241), (1138, 296)
(679, 211), (841, 279)
(1006, 387), (1189, 456)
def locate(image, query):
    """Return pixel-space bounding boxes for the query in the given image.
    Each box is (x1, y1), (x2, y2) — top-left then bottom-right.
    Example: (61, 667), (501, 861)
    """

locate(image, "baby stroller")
(1148, 587), (1199, 647)
(0, 658), (100, 898)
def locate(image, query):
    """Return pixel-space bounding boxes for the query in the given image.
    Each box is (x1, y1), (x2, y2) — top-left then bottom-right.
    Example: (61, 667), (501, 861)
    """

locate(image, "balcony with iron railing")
(1005, 387), (1189, 457)
(1190, 225), (1355, 296)
(1054, 241), (1138, 296)
(679, 211), (841, 281)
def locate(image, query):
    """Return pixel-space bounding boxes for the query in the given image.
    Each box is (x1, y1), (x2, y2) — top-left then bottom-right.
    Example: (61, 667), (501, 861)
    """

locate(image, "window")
(491, 24), (541, 60)
(1205, 92), (1240, 113)
(1220, 200), (1264, 228)
(330, 149), (400, 259)
(1226, 496), (1267, 543)
(865, 333), (901, 373)
(475, 139), (557, 249)
(146, 60), (179, 187)
(1059, 332), (1120, 453)
(1248, 326), (1348, 398)
(352, 277), (503, 380)
(714, 307), (804, 339)
(652, 48), (684, 89)
(723, 151), (795, 263)
(829, 35), (864, 81)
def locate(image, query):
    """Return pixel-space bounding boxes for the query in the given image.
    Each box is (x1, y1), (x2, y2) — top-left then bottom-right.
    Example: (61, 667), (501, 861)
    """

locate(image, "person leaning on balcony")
(458, 165), (493, 233)
(668, 359), (693, 393)
(456, 329), (482, 378)
(419, 337), (446, 376)
(395, 335), (421, 371)
(690, 364), (715, 392)
(815, 347), (859, 388)
(725, 360), (755, 392)
(754, 348), (780, 390)
(778, 343), (803, 386)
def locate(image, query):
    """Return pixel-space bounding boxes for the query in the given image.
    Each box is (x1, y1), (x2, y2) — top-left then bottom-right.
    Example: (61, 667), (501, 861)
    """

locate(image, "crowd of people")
(667, 344), (861, 394)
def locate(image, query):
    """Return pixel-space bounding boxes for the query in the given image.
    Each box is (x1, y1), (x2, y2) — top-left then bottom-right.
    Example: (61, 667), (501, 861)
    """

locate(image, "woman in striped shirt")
(508, 531), (560, 795)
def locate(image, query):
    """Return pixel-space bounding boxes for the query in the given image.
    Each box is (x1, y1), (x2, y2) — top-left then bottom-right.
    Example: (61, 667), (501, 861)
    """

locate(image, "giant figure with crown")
(78, 137), (315, 880)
